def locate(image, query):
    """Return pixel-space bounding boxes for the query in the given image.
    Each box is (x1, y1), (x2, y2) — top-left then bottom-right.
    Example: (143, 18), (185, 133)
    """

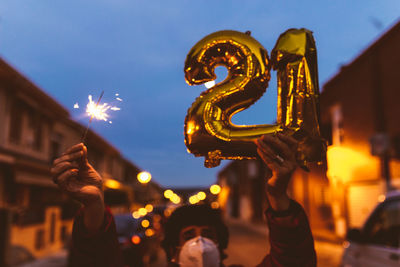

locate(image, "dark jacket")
(70, 200), (316, 267)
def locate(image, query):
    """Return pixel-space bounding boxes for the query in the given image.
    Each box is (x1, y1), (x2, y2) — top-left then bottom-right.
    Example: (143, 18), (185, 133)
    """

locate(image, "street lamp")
(189, 195), (199, 204)
(210, 184), (221, 195)
(104, 179), (122, 189)
(164, 189), (173, 199)
(171, 194), (181, 204)
(137, 171), (152, 184)
(145, 204), (154, 212)
(197, 191), (206, 200)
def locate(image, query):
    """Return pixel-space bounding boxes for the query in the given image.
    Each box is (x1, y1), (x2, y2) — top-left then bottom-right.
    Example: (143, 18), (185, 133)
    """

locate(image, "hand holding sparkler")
(51, 143), (103, 203)
(51, 143), (105, 233)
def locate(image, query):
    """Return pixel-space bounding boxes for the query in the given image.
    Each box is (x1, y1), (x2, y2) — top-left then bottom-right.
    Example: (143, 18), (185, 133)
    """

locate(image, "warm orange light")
(131, 235), (141, 245)
(218, 186), (230, 209)
(145, 229), (155, 237)
(104, 179), (121, 190)
(164, 189), (173, 199)
(141, 219), (150, 228)
(197, 191), (206, 200)
(210, 184), (221, 195)
(137, 171), (152, 184)
(186, 120), (196, 135)
(132, 211), (140, 219)
(138, 208), (147, 216)
(171, 194), (181, 204)
(164, 209), (172, 217)
(327, 146), (372, 182)
(153, 222), (160, 230)
(153, 214), (161, 222)
(145, 204), (154, 212)
(189, 195), (199, 204)
(211, 201), (220, 209)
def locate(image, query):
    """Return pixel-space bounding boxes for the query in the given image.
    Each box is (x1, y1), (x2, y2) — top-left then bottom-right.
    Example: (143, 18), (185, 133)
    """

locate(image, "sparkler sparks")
(84, 94), (121, 122)
(74, 103), (79, 109)
(86, 95), (111, 121)
(79, 91), (121, 143)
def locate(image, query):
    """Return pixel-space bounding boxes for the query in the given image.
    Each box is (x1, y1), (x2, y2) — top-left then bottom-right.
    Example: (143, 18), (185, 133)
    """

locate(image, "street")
(224, 218), (343, 267)
(17, 218), (343, 267)
(17, 250), (67, 267)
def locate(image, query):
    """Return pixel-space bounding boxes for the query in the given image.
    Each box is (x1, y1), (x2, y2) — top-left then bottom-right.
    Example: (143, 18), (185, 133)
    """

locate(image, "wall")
(10, 207), (73, 259)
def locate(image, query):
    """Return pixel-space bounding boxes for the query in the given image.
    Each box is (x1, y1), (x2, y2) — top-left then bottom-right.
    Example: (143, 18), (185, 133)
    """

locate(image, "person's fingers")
(53, 150), (84, 165)
(259, 135), (293, 159)
(62, 143), (84, 156)
(56, 169), (79, 188)
(51, 162), (79, 180)
(255, 139), (281, 162)
(277, 133), (298, 151)
(80, 145), (89, 167)
(257, 148), (279, 170)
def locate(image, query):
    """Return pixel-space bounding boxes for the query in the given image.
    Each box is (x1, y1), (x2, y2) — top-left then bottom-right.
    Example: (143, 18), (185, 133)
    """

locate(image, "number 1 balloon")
(184, 29), (326, 168)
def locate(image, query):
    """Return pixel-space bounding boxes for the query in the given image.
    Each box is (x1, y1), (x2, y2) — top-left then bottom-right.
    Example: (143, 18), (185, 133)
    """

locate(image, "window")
(50, 213), (56, 243)
(35, 229), (45, 250)
(50, 133), (63, 162)
(363, 199), (400, 248)
(27, 111), (43, 151)
(107, 157), (114, 174)
(247, 161), (258, 178)
(32, 115), (43, 151)
(331, 104), (344, 146)
(320, 121), (332, 146)
(8, 100), (23, 144)
(60, 225), (67, 242)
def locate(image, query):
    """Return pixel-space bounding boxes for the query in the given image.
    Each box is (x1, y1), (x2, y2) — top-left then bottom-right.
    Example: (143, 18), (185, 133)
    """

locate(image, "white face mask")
(178, 236), (220, 267)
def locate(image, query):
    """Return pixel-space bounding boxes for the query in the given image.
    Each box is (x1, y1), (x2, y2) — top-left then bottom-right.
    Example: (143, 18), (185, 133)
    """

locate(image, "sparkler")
(75, 91), (122, 143)
(81, 91), (104, 143)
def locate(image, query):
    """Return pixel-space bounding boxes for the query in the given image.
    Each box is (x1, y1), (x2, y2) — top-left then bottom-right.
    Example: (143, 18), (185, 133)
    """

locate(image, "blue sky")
(0, 1), (399, 187)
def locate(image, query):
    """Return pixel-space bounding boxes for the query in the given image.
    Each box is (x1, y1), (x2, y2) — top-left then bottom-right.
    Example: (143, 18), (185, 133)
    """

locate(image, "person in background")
(51, 133), (316, 267)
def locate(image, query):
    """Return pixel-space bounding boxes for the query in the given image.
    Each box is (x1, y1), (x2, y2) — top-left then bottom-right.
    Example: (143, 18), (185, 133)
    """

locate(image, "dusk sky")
(0, 1), (399, 187)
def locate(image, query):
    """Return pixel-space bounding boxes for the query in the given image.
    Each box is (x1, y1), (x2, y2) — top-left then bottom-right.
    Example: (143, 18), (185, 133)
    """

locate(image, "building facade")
(0, 58), (158, 265)
(217, 159), (269, 223)
(311, 20), (400, 237)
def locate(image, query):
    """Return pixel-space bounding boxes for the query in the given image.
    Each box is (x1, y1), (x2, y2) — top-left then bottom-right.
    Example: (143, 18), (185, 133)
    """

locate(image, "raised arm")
(255, 133), (316, 267)
(51, 143), (122, 267)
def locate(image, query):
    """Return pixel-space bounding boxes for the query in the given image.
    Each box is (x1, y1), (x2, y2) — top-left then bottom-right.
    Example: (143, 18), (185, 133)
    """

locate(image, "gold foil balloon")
(184, 29), (325, 168)
(271, 28), (326, 165)
(184, 30), (279, 167)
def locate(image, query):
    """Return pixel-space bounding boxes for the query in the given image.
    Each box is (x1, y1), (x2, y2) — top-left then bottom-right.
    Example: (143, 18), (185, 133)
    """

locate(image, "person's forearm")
(266, 173), (291, 211)
(83, 193), (105, 234)
(267, 191), (290, 211)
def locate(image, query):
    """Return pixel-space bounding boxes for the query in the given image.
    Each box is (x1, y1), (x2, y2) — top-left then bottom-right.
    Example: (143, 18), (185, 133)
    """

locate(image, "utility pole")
(371, 51), (392, 191)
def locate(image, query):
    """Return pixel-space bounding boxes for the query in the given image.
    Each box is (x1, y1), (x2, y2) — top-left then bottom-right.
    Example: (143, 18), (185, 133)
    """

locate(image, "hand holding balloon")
(255, 133), (298, 211)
